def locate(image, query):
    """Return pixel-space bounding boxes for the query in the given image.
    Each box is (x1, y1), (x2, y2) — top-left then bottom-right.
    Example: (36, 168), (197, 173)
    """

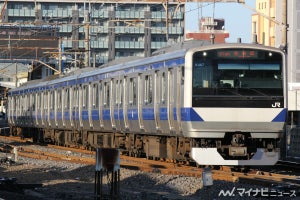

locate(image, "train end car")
(184, 43), (286, 165)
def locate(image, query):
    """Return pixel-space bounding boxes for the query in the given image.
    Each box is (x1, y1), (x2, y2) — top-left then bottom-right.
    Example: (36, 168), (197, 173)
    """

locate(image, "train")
(6, 40), (287, 166)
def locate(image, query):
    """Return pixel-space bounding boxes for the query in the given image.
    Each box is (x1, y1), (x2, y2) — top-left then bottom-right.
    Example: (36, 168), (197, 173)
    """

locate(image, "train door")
(49, 90), (54, 127)
(40, 92), (43, 127)
(54, 90), (57, 127)
(88, 83), (93, 128)
(153, 72), (160, 131)
(141, 72), (156, 133)
(72, 86), (79, 130)
(63, 87), (70, 128)
(157, 68), (179, 135)
(170, 67), (182, 134)
(9, 96), (15, 125)
(114, 78), (122, 131)
(54, 89), (62, 127)
(69, 87), (74, 128)
(78, 85), (83, 128)
(98, 81), (104, 129)
(110, 79), (116, 130)
(122, 77), (129, 131)
(157, 70), (169, 133)
(127, 75), (140, 133)
(45, 91), (49, 127)
(29, 93), (35, 126)
(102, 80), (112, 130)
(81, 84), (89, 129)
(89, 83), (98, 129)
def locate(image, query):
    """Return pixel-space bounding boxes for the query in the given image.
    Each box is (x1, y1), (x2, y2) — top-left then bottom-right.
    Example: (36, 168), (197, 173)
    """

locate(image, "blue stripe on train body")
(44, 107), (287, 124)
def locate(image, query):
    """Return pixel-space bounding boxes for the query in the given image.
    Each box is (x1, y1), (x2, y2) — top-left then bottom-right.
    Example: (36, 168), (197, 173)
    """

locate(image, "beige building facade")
(251, 0), (286, 48)
(252, 0), (277, 47)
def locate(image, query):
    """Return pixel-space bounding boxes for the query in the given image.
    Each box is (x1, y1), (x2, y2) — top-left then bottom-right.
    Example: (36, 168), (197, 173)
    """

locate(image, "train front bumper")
(191, 148), (279, 166)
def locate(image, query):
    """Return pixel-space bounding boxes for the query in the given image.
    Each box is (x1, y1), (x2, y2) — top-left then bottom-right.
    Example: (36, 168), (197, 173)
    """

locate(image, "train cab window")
(144, 75), (153, 105)
(129, 77), (137, 105)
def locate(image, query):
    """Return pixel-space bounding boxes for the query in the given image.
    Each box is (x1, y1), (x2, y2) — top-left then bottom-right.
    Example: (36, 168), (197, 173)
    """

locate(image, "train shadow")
(0, 163), (206, 200)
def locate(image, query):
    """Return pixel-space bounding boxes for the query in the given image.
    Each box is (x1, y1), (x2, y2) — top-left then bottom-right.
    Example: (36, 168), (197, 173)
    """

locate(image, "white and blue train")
(7, 41), (287, 166)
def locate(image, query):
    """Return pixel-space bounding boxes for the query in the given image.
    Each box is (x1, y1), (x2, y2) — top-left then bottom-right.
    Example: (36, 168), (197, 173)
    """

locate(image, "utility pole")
(281, 0), (287, 48)
(164, 0), (169, 42)
(84, 7), (90, 68)
(15, 63), (17, 87)
(58, 37), (62, 73)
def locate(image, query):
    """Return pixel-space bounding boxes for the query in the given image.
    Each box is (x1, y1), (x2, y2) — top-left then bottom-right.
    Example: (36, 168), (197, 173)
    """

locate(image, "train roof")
(8, 41), (285, 94)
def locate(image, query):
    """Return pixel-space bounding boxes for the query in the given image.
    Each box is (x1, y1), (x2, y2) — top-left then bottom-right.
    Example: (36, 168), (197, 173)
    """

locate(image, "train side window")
(92, 83), (98, 108)
(98, 82), (102, 107)
(64, 88), (69, 109)
(181, 66), (184, 84)
(57, 89), (62, 109)
(169, 69), (174, 103)
(82, 85), (88, 109)
(144, 75), (153, 105)
(30, 93), (35, 111)
(50, 91), (55, 110)
(87, 84), (90, 109)
(73, 87), (78, 109)
(161, 72), (166, 104)
(115, 80), (119, 105)
(26, 94), (29, 112)
(103, 82), (110, 107)
(119, 79), (123, 106)
(40, 93), (43, 110)
(44, 92), (48, 109)
(129, 77), (136, 105)
(115, 79), (123, 105)
(37, 93), (40, 111)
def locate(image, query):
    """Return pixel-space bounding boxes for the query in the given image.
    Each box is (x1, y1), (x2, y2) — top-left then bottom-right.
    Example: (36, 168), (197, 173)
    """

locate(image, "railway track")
(0, 135), (299, 191)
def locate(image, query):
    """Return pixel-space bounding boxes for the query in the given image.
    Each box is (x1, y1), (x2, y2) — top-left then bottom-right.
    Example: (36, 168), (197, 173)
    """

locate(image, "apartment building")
(251, 0), (284, 47)
(0, 0), (185, 69)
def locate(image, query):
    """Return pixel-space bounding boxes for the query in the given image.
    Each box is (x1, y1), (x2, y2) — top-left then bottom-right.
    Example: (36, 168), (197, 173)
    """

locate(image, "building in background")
(186, 17), (229, 43)
(0, 0), (185, 69)
(251, 0), (284, 47)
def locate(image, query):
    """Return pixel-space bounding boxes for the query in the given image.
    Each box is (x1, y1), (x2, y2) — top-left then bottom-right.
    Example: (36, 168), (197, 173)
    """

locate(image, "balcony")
(115, 11), (145, 19)
(8, 9), (35, 17)
(115, 26), (145, 34)
(115, 41), (144, 49)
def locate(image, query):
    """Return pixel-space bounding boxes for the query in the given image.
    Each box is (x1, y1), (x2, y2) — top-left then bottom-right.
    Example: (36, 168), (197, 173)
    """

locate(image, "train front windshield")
(192, 48), (284, 108)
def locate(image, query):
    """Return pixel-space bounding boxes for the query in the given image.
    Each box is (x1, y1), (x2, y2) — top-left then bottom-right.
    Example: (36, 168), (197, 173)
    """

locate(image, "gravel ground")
(0, 142), (299, 200)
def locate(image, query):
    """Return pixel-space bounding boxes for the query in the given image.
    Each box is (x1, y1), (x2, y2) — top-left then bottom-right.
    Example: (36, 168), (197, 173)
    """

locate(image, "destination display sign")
(217, 50), (259, 59)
